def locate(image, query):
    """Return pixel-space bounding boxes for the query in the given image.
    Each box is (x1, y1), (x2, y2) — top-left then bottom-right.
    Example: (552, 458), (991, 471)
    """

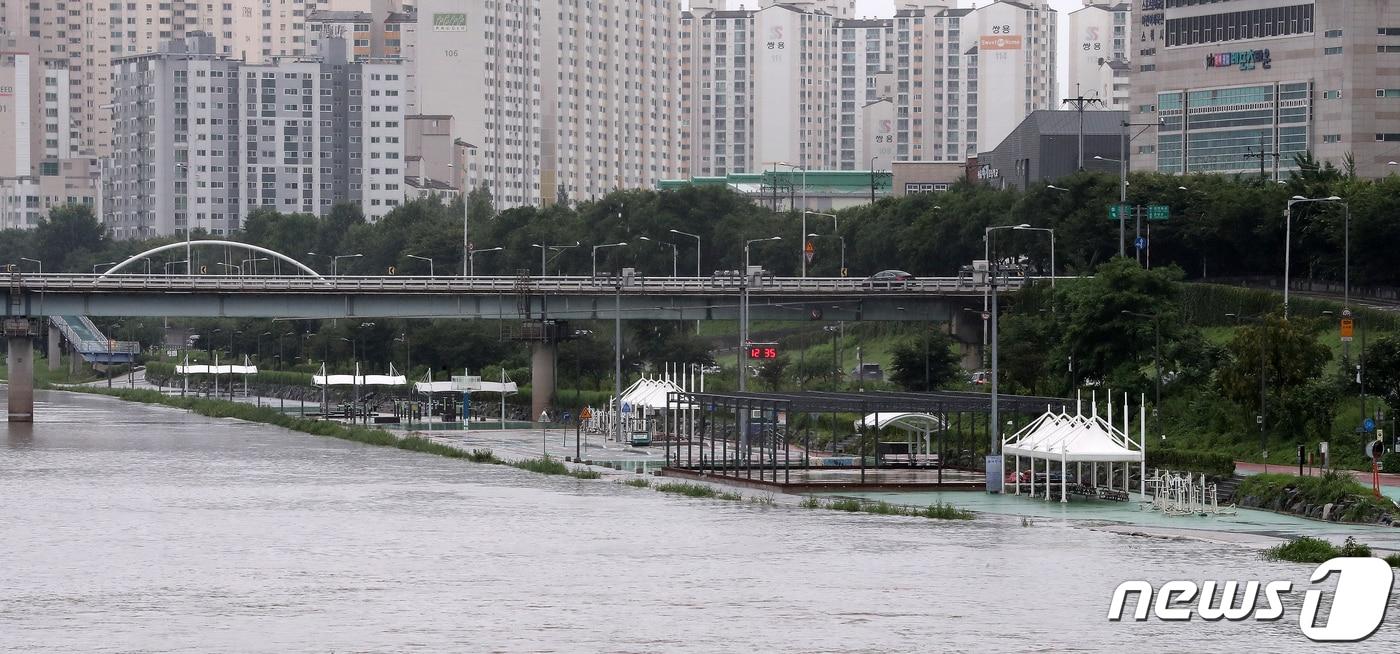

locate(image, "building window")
(1378, 89), (1400, 97)
(1324, 47), (1343, 55)
(1322, 134), (1341, 143)
(1322, 90), (1342, 99)
(1324, 29), (1343, 38)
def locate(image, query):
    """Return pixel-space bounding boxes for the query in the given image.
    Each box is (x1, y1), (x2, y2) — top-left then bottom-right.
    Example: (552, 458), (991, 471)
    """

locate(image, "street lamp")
(240, 256), (268, 276)
(779, 162), (806, 214)
(1014, 225), (1056, 287)
(739, 236), (782, 392)
(1046, 185), (1070, 193)
(164, 260), (188, 274)
(670, 228), (702, 334)
(93, 261), (117, 274)
(800, 211), (837, 277)
(1227, 313), (1270, 464)
(638, 236), (678, 277)
(1122, 310), (1163, 442)
(1283, 195), (1344, 318)
(467, 246), (502, 277)
(332, 253), (363, 277)
(592, 242), (629, 278)
(215, 262), (240, 276)
(19, 257), (41, 274)
(807, 232), (846, 277)
(1105, 119), (1163, 258)
(406, 254), (434, 277)
(531, 241), (580, 277)
(869, 156), (880, 204)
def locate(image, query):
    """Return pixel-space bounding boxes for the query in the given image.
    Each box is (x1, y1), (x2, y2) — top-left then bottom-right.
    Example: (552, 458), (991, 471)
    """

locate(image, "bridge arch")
(97, 240), (324, 279)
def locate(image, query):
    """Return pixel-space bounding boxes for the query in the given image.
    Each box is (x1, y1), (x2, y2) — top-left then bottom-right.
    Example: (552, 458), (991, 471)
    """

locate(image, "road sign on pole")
(1341, 318), (1355, 341)
(1147, 204), (1171, 221)
(1134, 236), (1148, 251)
(1365, 417), (1377, 433)
(1107, 204), (1130, 221)
(804, 240), (815, 263)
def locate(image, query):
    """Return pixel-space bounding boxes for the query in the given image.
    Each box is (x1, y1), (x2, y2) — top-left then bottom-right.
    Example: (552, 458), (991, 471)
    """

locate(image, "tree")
(1217, 315), (1332, 426)
(466, 184), (495, 224)
(756, 355), (791, 392)
(1057, 258), (1185, 385)
(35, 203), (106, 272)
(888, 330), (960, 392)
(1364, 335), (1400, 416)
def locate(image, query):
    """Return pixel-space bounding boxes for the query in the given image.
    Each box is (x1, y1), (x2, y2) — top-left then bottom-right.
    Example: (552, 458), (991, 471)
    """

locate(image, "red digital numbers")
(747, 346), (779, 360)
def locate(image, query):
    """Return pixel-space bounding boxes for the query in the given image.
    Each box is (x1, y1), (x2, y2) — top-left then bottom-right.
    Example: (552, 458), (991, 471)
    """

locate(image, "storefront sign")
(432, 12), (467, 31)
(976, 164), (1001, 181)
(1206, 48), (1272, 71)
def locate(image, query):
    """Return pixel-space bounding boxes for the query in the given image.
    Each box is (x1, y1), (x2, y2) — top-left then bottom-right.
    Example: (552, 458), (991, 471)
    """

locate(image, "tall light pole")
(800, 211), (837, 277)
(332, 253), (362, 277)
(175, 162), (192, 273)
(406, 254), (434, 277)
(592, 242), (628, 278)
(1014, 225), (1056, 287)
(670, 228), (702, 333)
(779, 162), (806, 214)
(93, 261), (117, 274)
(739, 236), (781, 392)
(982, 225), (1023, 365)
(638, 236), (678, 277)
(468, 246), (502, 277)
(1283, 195), (1343, 319)
(869, 156), (880, 204)
(19, 257), (41, 274)
(240, 256), (268, 276)
(1122, 310), (1163, 442)
(532, 241), (580, 277)
(215, 262), (240, 276)
(1104, 119), (1162, 258)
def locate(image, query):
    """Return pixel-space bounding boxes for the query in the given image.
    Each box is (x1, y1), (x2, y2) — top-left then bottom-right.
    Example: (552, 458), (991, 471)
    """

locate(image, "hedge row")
(1145, 448), (1237, 478)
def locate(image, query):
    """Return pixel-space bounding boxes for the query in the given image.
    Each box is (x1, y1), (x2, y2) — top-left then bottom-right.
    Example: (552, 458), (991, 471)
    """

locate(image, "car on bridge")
(864, 269), (915, 288)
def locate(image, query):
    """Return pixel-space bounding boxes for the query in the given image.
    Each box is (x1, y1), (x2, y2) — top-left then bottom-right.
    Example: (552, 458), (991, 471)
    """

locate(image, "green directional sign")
(1107, 204), (1130, 221)
(1147, 204), (1171, 221)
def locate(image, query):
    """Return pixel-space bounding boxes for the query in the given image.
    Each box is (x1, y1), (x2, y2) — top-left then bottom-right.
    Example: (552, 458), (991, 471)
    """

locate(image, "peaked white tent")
(313, 363), (407, 387)
(1001, 392), (1147, 503)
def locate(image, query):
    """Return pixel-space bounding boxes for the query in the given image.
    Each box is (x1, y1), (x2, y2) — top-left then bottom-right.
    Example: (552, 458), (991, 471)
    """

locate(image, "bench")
(880, 453), (941, 468)
(1097, 488), (1130, 502)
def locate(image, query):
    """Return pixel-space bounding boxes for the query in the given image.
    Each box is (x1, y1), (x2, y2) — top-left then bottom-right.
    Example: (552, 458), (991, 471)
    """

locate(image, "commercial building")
(1129, 0), (1400, 179)
(974, 109), (1125, 190)
(1066, 1), (1131, 110)
(413, 0), (680, 208)
(678, 0), (1058, 184)
(105, 32), (405, 239)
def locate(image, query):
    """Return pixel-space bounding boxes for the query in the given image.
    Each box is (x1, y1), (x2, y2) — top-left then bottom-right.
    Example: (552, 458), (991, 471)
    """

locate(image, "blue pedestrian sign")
(1365, 418), (1376, 432)
(621, 403), (632, 414)
(1134, 236), (1148, 251)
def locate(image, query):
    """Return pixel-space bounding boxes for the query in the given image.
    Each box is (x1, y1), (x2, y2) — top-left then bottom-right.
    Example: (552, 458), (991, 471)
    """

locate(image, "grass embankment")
(0, 356), (105, 386)
(1236, 470), (1397, 524)
(800, 495), (974, 520)
(1264, 536), (1400, 567)
(66, 387), (602, 479)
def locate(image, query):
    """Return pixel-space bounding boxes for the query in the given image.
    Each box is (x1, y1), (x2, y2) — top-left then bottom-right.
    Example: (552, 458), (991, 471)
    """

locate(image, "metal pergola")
(662, 389), (1071, 487)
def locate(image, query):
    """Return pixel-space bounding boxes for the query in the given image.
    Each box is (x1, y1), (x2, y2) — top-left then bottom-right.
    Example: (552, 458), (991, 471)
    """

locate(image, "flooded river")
(1, 389), (1395, 652)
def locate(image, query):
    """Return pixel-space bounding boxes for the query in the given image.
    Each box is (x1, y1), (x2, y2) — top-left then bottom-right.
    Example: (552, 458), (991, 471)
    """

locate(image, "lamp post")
(779, 162), (806, 214)
(1101, 119), (1161, 258)
(19, 257), (41, 274)
(1122, 310), (1163, 442)
(467, 246), (502, 277)
(532, 241), (580, 277)
(240, 256), (268, 276)
(638, 236), (678, 277)
(869, 156), (880, 204)
(982, 224), (1024, 364)
(800, 211), (837, 277)
(807, 233), (846, 278)
(175, 162), (193, 273)
(1014, 225), (1056, 287)
(332, 253), (362, 277)
(592, 242), (628, 278)
(739, 236), (782, 392)
(670, 228), (702, 333)
(93, 261), (117, 274)
(1283, 196), (1343, 319)
(406, 254), (434, 277)
(215, 262), (240, 276)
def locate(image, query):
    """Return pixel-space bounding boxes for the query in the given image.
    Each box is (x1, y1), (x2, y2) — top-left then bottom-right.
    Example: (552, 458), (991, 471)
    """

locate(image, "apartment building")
(1067, 1), (1131, 110)
(678, 0), (1058, 179)
(414, 0), (680, 208)
(105, 32), (405, 239)
(1129, 0), (1400, 178)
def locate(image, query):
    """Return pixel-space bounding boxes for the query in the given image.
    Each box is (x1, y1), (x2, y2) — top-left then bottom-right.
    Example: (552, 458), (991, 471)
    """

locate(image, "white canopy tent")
(313, 363), (407, 387)
(854, 412), (945, 466)
(1001, 392), (1147, 503)
(177, 364), (259, 375)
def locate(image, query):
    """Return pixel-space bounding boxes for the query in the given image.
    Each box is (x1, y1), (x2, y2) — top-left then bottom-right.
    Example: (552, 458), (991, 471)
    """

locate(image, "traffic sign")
(1365, 418), (1377, 432)
(468, 242), (475, 251)
(1107, 204), (1130, 221)
(1341, 318), (1354, 341)
(1134, 236), (1148, 251)
(804, 240), (815, 263)
(1147, 204), (1171, 221)
(579, 407), (592, 420)
(621, 403), (632, 414)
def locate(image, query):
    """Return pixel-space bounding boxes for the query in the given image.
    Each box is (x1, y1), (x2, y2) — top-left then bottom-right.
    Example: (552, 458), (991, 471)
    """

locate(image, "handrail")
(10, 273), (1029, 295)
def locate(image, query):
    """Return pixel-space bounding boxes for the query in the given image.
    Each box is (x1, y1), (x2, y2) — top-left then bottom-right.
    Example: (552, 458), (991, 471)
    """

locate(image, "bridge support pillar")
(951, 308), (986, 372)
(5, 318), (36, 422)
(47, 324), (60, 371)
(531, 341), (556, 422)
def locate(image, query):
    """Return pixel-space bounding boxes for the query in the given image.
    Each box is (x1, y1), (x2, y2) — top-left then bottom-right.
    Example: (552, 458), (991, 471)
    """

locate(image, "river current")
(1, 389), (1396, 652)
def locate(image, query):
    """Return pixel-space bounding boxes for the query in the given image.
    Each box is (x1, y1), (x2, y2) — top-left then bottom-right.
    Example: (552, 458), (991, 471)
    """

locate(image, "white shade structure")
(1001, 392), (1147, 503)
(314, 363), (406, 387)
(177, 364), (259, 375)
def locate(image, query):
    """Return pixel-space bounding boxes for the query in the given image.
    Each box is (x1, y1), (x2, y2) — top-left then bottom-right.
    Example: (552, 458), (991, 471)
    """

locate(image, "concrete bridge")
(3, 272), (1014, 421)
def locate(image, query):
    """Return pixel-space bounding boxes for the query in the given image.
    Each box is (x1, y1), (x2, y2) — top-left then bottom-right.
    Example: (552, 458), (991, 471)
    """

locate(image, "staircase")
(49, 316), (140, 364)
(1214, 474), (1246, 505)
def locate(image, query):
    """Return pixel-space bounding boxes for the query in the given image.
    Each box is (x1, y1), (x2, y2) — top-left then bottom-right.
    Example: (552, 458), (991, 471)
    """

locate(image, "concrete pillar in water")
(531, 340), (557, 422)
(5, 318), (36, 422)
(47, 323), (60, 371)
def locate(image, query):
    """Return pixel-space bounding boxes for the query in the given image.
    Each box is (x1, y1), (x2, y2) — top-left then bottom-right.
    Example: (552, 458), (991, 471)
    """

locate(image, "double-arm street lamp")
(1014, 225), (1056, 287)
(332, 253), (363, 277)
(467, 246), (502, 277)
(1101, 118), (1163, 258)
(807, 233), (846, 277)
(240, 256), (268, 276)
(1121, 310), (1163, 442)
(1284, 195), (1347, 319)
(531, 241), (580, 277)
(668, 229), (701, 278)
(800, 211), (837, 277)
(592, 242), (628, 278)
(638, 236), (678, 277)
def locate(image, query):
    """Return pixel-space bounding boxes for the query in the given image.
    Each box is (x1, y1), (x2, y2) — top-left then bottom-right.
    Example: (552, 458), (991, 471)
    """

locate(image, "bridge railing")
(12, 274), (1029, 295)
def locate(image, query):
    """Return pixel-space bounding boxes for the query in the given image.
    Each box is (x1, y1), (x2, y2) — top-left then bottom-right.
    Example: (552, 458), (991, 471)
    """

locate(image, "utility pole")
(1062, 88), (1104, 171)
(1244, 143), (1280, 182)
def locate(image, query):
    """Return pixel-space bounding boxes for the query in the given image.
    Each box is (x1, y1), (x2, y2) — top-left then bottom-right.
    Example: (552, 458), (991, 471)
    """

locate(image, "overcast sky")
(715, 0), (1086, 98)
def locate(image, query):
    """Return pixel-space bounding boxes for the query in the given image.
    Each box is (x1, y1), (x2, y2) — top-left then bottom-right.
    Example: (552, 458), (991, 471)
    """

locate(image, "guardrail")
(9, 274), (1029, 295)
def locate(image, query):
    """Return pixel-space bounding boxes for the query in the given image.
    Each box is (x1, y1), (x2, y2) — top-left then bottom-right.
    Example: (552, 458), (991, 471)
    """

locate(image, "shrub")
(622, 478), (650, 488)
(1264, 537), (1339, 564)
(1146, 448), (1237, 478)
(825, 498), (864, 512)
(921, 502), (975, 520)
(716, 491), (743, 501)
(654, 482), (719, 498)
(1339, 536), (1373, 558)
(511, 457), (570, 476)
(1385, 554), (1400, 568)
(570, 469), (603, 480)
(1383, 452), (1400, 474)
(799, 495), (821, 509)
